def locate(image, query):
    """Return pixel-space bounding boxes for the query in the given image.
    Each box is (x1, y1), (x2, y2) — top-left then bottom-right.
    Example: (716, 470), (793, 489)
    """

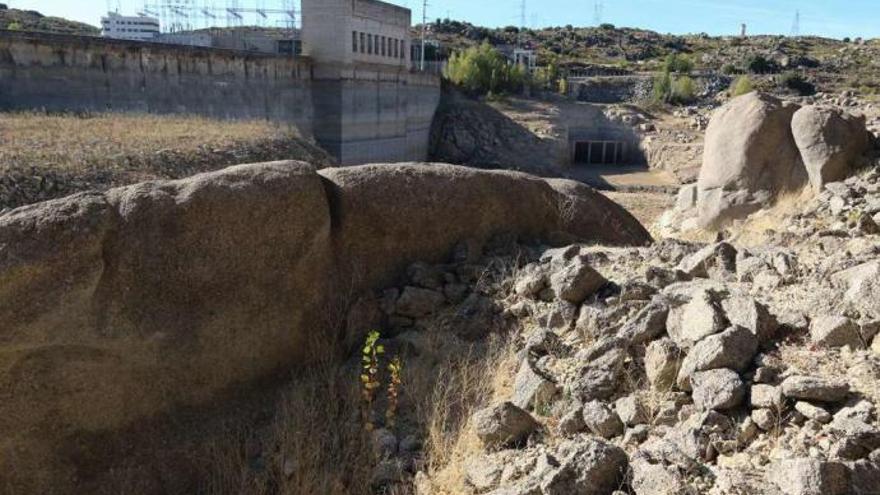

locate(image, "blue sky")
(8, 0), (880, 39)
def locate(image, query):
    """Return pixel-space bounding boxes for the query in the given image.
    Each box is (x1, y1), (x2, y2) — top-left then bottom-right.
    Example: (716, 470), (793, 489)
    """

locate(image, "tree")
(444, 41), (525, 96)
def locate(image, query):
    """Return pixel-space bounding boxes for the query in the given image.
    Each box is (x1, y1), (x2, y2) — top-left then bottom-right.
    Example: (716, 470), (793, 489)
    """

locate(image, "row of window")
(102, 20), (159, 27)
(108, 28), (158, 33)
(352, 31), (405, 60)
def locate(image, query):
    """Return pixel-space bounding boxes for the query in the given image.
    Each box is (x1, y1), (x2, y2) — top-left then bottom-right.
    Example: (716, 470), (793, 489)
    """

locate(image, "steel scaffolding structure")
(138, 0), (299, 33)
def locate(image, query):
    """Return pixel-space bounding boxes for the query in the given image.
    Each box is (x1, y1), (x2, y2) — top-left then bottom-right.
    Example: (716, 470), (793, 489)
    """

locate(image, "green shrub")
(671, 76), (697, 104)
(664, 53), (694, 74)
(6, 21), (21, 31)
(746, 54), (776, 74)
(721, 63), (740, 75)
(599, 23), (616, 30)
(653, 71), (697, 105)
(444, 41), (525, 96)
(778, 71), (815, 96)
(652, 71), (673, 103)
(730, 75), (754, 96)
(559, 77), (568, 95)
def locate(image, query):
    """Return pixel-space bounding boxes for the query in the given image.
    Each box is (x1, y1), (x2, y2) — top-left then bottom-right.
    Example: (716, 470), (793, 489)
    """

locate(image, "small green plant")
(386, 356), (403, 428)
(360, 330), (385, 430)
(359, 330), (405, 431)
(6, 21), (21, 31)
(730, 75), (755, 96)
(558, 77), (568, 95)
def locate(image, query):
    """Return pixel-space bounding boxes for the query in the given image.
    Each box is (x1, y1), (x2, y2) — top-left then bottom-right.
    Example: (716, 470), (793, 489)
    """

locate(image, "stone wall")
(569, 75), (653, 104)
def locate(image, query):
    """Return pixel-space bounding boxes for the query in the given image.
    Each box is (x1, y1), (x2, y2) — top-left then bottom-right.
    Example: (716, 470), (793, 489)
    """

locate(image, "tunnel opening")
(572, 140), (628, 166)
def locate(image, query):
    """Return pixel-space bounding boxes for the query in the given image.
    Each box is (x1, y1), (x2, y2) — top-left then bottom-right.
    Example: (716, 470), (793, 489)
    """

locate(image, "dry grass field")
(0, 112), (333, 210)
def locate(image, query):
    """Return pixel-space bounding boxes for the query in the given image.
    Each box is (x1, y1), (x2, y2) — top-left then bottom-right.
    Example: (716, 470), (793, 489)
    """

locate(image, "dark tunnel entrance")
(573, 140), (628, 165)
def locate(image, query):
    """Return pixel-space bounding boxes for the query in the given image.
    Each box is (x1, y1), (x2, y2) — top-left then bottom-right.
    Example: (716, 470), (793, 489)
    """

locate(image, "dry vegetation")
(0, 112), (333, 209)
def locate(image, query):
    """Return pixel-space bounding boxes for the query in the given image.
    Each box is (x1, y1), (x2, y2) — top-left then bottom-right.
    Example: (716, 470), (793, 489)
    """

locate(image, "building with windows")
(301, 0), (409, 68)
(300, 0), (439, 164)
(101, 13), (160, 41)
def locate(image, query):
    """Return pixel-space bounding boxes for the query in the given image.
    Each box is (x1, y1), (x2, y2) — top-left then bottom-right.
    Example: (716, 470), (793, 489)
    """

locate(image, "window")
(360, 32), (365, 53)
(367, 34), (373, 54)
(400, 40), (406, 59)
(352, 31), (358, 52)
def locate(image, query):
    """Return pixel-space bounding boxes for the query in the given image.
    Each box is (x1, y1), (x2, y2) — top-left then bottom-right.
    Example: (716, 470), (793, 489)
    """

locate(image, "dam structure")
(0, 0), (440, 165)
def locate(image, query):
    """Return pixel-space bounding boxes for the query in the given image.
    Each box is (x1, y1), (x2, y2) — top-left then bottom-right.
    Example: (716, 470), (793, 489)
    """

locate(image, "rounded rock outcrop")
(791, 105), (872, 192)
(696, 92), (807, 229)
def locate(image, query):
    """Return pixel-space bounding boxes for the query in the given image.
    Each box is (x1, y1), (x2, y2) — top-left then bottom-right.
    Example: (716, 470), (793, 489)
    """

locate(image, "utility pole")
(593, 0), (603, 26)
(519, 0), (526, 48)
(420, 0), (427, 71)
(791, 10), (800, 37)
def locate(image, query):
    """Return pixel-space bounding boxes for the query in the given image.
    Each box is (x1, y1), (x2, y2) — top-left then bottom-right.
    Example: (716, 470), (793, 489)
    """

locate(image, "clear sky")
(7, 0), (880, 39)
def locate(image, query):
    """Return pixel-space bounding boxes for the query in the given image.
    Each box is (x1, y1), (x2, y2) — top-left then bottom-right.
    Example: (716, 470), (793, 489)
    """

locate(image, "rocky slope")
(0, 161), (648, 493)
(361, 165), (880, 495)
(0, 5), (98, 35)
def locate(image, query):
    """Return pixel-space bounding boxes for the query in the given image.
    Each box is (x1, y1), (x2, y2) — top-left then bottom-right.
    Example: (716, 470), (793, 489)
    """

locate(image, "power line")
(420, 0), (428, 71)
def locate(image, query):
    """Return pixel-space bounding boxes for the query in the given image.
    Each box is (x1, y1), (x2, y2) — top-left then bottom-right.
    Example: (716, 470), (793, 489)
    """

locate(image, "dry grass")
(415, 332), (519, 495)
(196, 363), (374, 495)
(604, 191), (675, 232)
(0, 112), (313, 172)
(0, 111), (333, 210)
(725, 188), (817, 247)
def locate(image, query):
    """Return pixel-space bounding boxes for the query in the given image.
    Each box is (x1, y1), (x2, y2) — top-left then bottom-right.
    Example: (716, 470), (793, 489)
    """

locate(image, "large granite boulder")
(0, 161), (650, 492)
(792, 105), (872, 192)
(696, 92), (807, 229)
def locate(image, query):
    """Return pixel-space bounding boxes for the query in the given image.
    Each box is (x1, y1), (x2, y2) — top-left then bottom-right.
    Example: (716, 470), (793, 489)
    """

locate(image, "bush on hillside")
(778, 71), (816, 96)
(652, 70), (673, 103)
(664, 53), (694, 74)
(721, 63), (740, 75)
(653, 71), (697, 105)
(746, 54), (777, 74)
(671, 76), (697, 104)
(444, 42), (526, 96)
(730, 75), (754, 96)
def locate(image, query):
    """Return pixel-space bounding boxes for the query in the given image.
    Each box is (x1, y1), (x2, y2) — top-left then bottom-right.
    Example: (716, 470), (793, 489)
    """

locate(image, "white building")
(101, 13), (160, 41)
(301, 0), (410, 68)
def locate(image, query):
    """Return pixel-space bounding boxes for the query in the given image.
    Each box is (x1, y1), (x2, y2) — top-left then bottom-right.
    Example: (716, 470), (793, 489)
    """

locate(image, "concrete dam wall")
(0, 31), (440, 164)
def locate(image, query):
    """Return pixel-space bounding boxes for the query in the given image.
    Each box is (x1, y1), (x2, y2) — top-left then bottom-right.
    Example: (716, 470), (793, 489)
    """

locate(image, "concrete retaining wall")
(312, 63), (440, 164)
(0, 31), (441, 164)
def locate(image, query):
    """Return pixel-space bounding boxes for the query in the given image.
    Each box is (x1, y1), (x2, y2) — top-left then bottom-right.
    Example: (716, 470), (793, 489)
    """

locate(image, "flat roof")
(358, 0), (411, 16)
